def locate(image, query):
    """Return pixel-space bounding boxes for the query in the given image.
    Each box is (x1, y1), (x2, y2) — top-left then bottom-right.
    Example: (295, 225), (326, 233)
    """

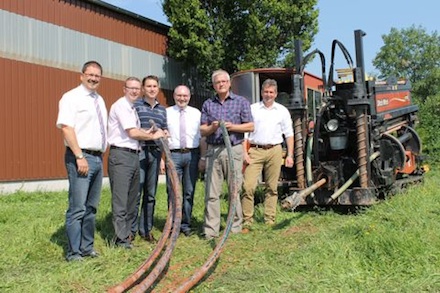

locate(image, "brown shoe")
(265, 220), (275, 226)
(143, 233), (157, 243)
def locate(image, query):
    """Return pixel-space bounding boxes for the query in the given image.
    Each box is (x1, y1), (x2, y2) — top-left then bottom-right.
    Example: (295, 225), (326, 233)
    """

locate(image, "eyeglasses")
(83, 73), (102, 79)
(125, 87), (141, 91)
(214, 79), (229, 85)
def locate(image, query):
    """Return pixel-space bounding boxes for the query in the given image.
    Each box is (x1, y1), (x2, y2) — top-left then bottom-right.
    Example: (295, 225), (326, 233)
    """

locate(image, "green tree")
(372, 26), (440, 99)
(163, 0), (318, 81)
(373, 26), (440, 162)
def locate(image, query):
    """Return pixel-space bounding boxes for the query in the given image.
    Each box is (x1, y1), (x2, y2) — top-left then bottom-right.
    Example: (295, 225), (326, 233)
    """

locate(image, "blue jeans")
(167, 149), (200, 232)
(132, 146), (161, 236)
(65, 150), (103, 259)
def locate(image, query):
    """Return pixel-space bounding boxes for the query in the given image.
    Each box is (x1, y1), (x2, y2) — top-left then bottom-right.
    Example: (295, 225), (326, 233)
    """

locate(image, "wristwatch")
(75, 153), (85, 159)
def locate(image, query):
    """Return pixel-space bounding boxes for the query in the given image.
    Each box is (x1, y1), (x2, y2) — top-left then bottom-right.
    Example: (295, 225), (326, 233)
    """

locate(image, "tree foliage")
(373, 26), (440, 98)
(373, 26), (440, 162)
(163, 0), (318, 81)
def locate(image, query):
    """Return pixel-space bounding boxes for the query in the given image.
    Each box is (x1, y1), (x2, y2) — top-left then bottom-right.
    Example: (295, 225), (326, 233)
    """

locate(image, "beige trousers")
(203, 144), (243, 238)
(242, 144), (283, 224)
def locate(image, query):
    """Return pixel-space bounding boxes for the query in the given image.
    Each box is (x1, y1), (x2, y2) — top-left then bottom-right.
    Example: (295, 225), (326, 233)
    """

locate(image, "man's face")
(142, 78), (160, 99)
(212, 74), (230, 95)
(80, 65), (102, 91)
(124, 80), (142, 102)
(261, 85), (277, 104)
(173, 86), (191, 109)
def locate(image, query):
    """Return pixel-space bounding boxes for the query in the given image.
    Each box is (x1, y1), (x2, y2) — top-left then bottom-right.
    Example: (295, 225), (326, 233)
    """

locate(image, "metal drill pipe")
(356, 113), (369, 187)
(294, 116), (306, 189)
(280, 178), (326, 210)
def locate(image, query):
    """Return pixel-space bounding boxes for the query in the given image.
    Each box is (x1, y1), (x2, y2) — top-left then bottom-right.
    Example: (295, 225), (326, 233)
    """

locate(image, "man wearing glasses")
(107, 77), (165, 249)
(56, 61), (107, 261)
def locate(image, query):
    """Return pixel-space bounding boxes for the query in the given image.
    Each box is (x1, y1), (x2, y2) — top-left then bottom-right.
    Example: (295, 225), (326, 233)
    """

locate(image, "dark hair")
(82, 60), (103, 75)
(142, 75), (160, 86)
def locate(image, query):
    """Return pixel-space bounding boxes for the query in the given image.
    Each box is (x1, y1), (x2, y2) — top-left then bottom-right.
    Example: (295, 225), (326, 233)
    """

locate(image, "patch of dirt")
(283, 222), (318, 235)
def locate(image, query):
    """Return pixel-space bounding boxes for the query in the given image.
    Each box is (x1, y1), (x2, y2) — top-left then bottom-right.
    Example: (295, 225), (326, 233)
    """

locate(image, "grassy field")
(1, 170), (440, 293)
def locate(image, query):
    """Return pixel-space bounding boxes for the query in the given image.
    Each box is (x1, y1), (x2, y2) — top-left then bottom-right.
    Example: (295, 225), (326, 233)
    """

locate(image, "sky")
(101, 0), (439, 76)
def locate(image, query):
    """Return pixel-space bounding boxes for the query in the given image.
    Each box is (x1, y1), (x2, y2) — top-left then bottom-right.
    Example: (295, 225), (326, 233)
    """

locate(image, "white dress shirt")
(107, 97), (140, 150)
(248, 101), (293, 145)
(166, 105), (201, 149)
(56, 84), (108, 152)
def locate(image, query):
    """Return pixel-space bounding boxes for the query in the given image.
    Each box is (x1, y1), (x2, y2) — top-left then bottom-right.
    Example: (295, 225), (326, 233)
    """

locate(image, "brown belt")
(250, 144), (280, 150)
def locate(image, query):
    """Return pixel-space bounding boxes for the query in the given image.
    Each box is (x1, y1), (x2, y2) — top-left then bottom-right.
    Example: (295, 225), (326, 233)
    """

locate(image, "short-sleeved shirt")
(107, 97), (140, 150)
(56, 84), (108, 152)
(166, 105), (201, 150)
(200, 92), (253, 146)
(134, 98), (167, 147)
(248, 101), (293, 145)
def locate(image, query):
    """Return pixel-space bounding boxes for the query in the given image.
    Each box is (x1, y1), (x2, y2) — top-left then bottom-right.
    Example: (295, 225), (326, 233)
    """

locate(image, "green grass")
(1, 170), (440, 292)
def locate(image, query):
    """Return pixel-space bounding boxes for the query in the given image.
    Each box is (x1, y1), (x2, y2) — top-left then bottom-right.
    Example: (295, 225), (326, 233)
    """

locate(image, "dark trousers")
(166, 149), (200, 232)
(108, 148), (140, 244)
(132, 146), (161, 236)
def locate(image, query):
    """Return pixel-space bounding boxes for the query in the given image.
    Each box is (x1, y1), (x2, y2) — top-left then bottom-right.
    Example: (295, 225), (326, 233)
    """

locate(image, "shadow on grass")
(96, 212), (114, 244)
(50, 225), (68, 257)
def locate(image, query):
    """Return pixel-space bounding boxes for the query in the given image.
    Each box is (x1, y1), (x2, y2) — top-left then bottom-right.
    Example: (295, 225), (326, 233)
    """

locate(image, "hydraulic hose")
(131, 121), (183, 293)
(171, 121), (239, 293)
(107, 120), (182, 293)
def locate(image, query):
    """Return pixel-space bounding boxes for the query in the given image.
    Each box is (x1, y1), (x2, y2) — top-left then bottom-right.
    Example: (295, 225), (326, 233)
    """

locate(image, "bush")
(416, 94), (440, 164)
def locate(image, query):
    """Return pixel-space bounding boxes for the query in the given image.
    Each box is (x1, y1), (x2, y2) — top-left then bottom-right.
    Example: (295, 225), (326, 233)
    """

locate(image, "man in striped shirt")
(132, 75), (168, 243)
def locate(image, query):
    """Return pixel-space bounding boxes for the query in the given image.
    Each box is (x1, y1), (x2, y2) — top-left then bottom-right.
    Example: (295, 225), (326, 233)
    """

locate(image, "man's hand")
(285, 156), (294, 168)
(77, 157), (89, 176)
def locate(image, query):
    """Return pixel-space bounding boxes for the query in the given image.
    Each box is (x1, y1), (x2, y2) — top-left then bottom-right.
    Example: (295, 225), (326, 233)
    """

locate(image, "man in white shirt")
(166, 85), (205, 236)
(107, 77), (165, 249)
(56, 61), (108, 261)
(242, 79), (294, 231)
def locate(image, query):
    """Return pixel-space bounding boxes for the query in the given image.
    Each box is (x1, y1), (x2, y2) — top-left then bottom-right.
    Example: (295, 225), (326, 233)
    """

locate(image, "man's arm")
(200, 122), (220, 137)
(225, 121), (254, 133)
(198, 136), (208, 172)
(284, 135), (294, 168)
(126, 127), (165, 141)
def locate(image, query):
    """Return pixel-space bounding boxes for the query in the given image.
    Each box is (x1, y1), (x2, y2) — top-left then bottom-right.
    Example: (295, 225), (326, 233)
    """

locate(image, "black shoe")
(181, 229), (194, 237)
(66, 254), (83, 262)
(115, 242), (133, 249)
(82, 250), (99, 258)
